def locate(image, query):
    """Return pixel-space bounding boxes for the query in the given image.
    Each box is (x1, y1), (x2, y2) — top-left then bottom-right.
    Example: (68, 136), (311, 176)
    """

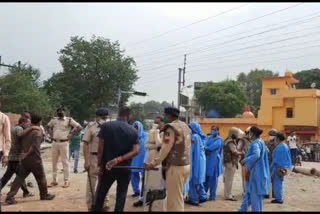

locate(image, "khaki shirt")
(82, 121), (100, 153)
(47, 117), (80, 140)
(0, 112), (11, 156)
(153, 120), (191, 166)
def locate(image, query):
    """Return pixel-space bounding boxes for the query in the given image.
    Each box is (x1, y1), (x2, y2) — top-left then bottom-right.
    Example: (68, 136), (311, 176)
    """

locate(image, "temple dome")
(242, 105), (255, 118)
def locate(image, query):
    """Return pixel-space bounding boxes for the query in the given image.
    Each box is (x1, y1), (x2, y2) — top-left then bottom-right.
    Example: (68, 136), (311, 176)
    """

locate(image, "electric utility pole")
(182, 54), (186, 86)
(177, 68), (182, 110)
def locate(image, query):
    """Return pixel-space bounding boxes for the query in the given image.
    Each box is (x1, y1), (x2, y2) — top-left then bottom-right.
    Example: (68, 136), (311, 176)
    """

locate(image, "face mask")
(269, 136), (276, 141)
(211, 130), (217, 137)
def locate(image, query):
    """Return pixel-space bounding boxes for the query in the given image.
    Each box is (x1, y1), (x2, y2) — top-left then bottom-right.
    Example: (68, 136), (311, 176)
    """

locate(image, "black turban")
(164, 107), (180, 117)
(250, 126), (263, 137)
(96, 107), (109, 116)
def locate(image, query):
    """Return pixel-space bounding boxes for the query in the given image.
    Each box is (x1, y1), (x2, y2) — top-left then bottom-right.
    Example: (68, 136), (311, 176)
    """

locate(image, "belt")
(53, 139), (69, 143)
(90, 152), (98, 155)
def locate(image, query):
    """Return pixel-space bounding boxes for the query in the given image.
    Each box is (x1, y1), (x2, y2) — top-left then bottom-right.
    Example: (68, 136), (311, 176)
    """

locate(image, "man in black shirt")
(92, 107), (139, 212)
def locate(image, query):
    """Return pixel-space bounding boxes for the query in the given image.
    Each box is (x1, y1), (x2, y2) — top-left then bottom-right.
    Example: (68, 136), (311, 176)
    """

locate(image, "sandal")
(62, 181), (70, 188)
(48, 181), (58, 188)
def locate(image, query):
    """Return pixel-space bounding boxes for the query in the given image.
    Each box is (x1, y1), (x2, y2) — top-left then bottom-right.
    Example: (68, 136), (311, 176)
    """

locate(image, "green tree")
(0, 63), (53, 117)
(195, 80), (248, 117)
(129, 102), (146, 126)
(43, 35), (138, 122)
(294, 68), (320, 89)
(237, 69), (278, 114)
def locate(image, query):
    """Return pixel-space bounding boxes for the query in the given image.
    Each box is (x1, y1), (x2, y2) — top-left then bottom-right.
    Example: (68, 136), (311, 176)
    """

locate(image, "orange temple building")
(199, 71), (320, 144)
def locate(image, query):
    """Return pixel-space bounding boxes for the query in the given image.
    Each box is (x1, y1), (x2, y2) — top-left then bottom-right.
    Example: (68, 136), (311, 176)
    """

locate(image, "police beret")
(96, 107), (109, 116)
(250, 126), (263, 136)
(164, 107), (180, 117)
(268, 128), (278, 136)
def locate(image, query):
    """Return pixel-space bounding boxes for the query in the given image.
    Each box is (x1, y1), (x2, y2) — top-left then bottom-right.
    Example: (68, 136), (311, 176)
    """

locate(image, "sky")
(1, 2), (320, 106)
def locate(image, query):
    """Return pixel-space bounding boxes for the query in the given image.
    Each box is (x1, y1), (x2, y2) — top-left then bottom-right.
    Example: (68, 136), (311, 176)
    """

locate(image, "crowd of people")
(0, 103), (313, 212)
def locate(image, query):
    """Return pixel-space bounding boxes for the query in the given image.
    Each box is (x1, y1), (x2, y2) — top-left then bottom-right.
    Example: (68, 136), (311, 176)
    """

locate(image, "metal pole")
(178, 68), (182, 110)
(183, 54), (186, 87)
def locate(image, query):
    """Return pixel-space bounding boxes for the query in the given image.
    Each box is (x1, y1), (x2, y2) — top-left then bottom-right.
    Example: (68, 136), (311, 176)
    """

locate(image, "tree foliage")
(237, 69), (278, 114)
(293, 68), (320, 89)
(43, 35), (138, 122)
(0, 63), (53, 117)
(195, 80), (248, 118)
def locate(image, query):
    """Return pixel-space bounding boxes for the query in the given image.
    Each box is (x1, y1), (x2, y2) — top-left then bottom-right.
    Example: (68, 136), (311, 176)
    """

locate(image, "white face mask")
(269, 136), (276, 141)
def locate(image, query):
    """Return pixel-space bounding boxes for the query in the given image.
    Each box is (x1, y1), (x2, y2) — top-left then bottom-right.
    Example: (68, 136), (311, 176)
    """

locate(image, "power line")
(125, 3), (250, 48)
(135, 8), (318, 63)
(189, 42), (320, 70)
(138, 45), (320, 86)
(137, 14), (320, 70)
(133, 3), (303, 59)
(138, 25), (320, 76)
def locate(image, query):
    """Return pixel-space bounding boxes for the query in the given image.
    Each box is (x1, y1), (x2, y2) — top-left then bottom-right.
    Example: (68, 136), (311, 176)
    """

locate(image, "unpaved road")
(1, 147), (320, 212)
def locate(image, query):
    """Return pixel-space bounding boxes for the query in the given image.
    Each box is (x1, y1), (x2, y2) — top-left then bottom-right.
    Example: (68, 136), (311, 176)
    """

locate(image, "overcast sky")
(1, 3), (320, 106)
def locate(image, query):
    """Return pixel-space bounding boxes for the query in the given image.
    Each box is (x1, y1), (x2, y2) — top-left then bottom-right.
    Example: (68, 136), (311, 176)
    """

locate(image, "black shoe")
(74, 169), (78, 173)
(271, 199), (283, 204)
(5, 197), (18, 205)
(264, 194), (270, 199)
(133, 200), (143, 207)
(40, 194), (55, 200)
(184, 200), (199, 206)
(23, 192), (35, 198)
(131, 193), (140, 197)
(199, 198), (207, 203)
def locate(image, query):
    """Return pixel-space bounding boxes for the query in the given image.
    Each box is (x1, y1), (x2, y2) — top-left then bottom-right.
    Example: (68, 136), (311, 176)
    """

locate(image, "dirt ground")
(1, 147), (320, 212)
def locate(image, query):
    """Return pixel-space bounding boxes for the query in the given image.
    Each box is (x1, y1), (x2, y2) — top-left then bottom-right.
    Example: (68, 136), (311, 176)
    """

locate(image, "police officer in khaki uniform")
(265, 128), (278, 198)
(145, 107), (191, 212)
(237, 127), (251, 193)
(47, 107), (82, 188)
(223, 127), (243, 201)
(82, 108), (109, 211)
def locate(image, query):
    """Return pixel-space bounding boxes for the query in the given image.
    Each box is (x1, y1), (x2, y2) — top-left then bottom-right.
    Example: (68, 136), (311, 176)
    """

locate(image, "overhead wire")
(135, 8), (319, 64)
(124, 3), (250, 48)
(138, 25), (320, 77)
(138, 51), (320, 87)
(132, 3), (303, 59)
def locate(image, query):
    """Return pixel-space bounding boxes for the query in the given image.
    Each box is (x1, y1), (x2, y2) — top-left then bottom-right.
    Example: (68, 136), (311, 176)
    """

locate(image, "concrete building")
(199, 71), (320, 144)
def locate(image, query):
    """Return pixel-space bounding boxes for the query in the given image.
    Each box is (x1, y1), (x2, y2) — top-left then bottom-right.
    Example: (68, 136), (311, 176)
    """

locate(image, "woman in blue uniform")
(185, 122), (207, 206)
(130, 121), (148, 197)
(204, 125), (224, 201)
(271, 132), (292, 204)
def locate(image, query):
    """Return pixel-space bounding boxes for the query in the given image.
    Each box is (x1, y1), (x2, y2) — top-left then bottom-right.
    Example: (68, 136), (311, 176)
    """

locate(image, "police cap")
(96, 107), (109, 116)
(164, 107), (180, 117)
(268, 128), (278, 136)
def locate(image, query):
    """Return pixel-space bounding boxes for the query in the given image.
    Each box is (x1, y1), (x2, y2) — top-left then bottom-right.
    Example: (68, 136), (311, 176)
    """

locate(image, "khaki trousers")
(166, 165), (190, 212)
(86, 154), (109, 210)
(52, 142), (70, 182)
(223, 162), (237, 199)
